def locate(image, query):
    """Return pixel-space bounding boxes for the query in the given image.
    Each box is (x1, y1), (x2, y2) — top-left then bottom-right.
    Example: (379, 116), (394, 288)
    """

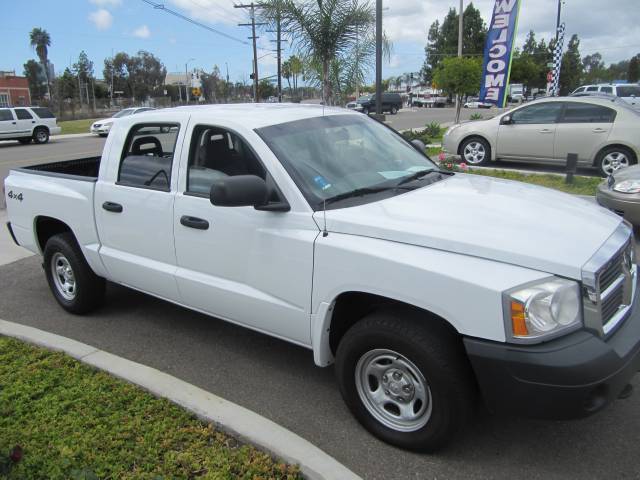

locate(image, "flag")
(479, 0), (522, 107)
(551, 23), (566, 96)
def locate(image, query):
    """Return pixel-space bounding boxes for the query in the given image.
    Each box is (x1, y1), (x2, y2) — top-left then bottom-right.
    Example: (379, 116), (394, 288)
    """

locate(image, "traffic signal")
(191, 87), (201, 97)
(249, 73), (255, 80)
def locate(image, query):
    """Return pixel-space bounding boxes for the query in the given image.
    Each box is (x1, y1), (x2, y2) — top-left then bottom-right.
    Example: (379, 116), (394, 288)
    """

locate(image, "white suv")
(572, 84), (640, 109)
(0, 107), (61, 144)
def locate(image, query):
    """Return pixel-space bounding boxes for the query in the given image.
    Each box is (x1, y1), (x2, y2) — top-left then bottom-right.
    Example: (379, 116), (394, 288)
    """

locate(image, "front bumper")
(464, 288), (640, 420)
(90, 124), (111, 134)
(596, 186), (640, 226)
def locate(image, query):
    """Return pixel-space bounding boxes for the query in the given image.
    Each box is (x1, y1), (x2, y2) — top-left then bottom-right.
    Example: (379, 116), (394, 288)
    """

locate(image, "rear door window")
(0, 109), (14, 121)
(14, 108), (33, 120)
(599, 86), (613, 94)
(118, 124), (180, 191)
(560, 103), (616, 123)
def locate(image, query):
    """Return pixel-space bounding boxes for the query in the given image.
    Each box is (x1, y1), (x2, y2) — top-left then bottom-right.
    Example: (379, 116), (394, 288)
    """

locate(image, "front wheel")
(596, 146), (635, 177)
(391, 106), (398, 115)
(335, 311), (475, 452)
(362, 107), (369, 115)
(44, 233), (105, 314)
(460, 137), (491, 166)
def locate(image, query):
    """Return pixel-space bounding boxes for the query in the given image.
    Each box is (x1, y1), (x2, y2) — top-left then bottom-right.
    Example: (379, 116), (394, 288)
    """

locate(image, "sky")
(2, 0), (639, 85)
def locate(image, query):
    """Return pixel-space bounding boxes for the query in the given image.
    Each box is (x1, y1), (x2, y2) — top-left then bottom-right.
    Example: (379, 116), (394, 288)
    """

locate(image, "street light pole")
(375, 0), (382, 116)
(455, 0), (463, 113)
(185, 58), (194, 104)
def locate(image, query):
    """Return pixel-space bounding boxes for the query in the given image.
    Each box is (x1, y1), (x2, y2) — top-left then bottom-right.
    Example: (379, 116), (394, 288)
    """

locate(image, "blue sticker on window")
(314, 175), (332, 190)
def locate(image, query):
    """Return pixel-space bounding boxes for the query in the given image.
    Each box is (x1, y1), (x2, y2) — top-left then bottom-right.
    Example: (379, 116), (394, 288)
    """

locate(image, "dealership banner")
(479, 0), (522, 107)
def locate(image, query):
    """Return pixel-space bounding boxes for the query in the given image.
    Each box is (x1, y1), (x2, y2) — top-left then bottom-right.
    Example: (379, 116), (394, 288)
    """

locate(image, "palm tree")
(261, 0), (377, 105)
(29, 27), (52, 99)
(289, 55), (303, 97)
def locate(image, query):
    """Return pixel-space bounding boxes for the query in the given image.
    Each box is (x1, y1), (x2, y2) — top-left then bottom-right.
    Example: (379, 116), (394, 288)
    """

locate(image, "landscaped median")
(58, 118), (98, 135)
(0, 336), (301, 480)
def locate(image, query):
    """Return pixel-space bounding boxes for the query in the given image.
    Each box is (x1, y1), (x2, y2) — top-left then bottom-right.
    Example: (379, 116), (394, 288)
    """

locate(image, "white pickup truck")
(5, 105), (640, 451)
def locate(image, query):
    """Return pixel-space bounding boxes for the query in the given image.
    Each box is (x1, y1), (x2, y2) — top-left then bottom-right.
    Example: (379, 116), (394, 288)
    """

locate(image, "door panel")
(173, 195), (317, 345)
(497, 102), (563, 160)
(13, 108), (35, 137)
(0, 109), (17, 138)
(555, 102), (616, 163)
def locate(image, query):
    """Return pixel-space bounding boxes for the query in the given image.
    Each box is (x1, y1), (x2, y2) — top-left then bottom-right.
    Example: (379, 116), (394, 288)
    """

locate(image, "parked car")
(0, 106), (61, 144)
(413, 94), (447, 108)
(443, 96), (640, 176)
(464, 98), (492, 109)
(351, 93), (402, 114)
(597, 164), (640, 226)
(90, 107), (155, 136)
(571, 84), (640, 109)
(5, 105), (640, 452)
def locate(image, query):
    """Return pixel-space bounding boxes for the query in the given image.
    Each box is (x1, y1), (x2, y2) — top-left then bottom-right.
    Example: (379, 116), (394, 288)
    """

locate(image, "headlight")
(613, 179), (640, 194)
(504, 278), (581, 342)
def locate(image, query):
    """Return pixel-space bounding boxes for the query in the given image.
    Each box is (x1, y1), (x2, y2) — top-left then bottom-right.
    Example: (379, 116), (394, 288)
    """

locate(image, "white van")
(0, 106), (61, 144)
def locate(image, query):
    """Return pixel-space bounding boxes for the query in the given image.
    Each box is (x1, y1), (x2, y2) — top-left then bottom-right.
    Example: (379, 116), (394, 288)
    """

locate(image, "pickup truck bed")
(16, 157), (101, 181)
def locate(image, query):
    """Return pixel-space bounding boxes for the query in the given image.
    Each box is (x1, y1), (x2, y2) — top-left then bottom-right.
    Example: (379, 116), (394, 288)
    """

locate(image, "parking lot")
(0, 254), (639, 480)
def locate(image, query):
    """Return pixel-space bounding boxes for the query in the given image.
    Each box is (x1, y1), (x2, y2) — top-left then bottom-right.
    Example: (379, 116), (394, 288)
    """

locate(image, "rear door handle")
(180, 216), (209, 230)
(539, 129), (553, 133)
(102, 201), (123, 213)
(592, 128), (607, 133)
(31, 120), (36, 124)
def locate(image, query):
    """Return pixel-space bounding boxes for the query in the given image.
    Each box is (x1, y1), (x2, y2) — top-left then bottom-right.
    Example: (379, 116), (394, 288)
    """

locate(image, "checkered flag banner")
(551, 23), (566, 96)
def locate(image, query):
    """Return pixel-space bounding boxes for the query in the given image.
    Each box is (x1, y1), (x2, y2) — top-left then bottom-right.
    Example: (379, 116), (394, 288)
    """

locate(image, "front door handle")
(539, 128), (553, 133)
(180, 215), (209, 230)
(592, 128), (607, 133)
(102, 201), (123, 213)
(31, 120), (36, 124)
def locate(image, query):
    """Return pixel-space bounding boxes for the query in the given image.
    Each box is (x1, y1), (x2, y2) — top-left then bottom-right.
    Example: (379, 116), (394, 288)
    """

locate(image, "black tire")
(595, 145), (636, 177)
(335, 310), (476, 452)
(33, 127), (49, 144)
(99, 133), (108, 138)
(43, 232), (105, 314)
(459, 136), (491, 166)
(391, 106), (399, 115)
(362, 107), (369, 115)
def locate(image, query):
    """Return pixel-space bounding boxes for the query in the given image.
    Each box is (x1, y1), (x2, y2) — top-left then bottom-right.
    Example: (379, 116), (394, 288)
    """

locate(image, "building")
(0, 71), (31, 107)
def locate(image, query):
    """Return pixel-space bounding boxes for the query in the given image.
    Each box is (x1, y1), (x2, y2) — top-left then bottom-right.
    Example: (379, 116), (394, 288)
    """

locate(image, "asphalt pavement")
(1, 255), (639, 480)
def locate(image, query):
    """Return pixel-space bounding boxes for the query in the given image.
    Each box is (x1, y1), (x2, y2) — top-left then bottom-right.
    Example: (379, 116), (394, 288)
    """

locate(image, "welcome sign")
(479, 0), (522, 107)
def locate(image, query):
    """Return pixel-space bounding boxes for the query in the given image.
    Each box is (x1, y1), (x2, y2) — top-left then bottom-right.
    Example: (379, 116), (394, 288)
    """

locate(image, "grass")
(0, 337), (301, 480)
(58, 118), (98, 135)
(467, 168), (602, 196)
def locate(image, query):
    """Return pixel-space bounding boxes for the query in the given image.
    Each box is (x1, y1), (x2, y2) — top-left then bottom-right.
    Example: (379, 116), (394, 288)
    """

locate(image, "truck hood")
(316, 174), (622, 279)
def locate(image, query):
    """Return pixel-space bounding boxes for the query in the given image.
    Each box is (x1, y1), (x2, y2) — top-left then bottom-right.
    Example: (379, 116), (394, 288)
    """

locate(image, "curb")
(0, 319), (362, 480)
(52, 133), (95, 139)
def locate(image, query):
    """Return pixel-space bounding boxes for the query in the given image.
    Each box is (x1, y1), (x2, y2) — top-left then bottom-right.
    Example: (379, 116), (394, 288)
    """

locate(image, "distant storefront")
(0, 71), (31, 107)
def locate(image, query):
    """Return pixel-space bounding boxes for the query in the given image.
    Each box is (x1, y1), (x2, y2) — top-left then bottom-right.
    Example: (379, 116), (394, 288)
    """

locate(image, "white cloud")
(88, 9), (113, 30)
(133, 25), (151, 38)
(89, 0), (122, 6)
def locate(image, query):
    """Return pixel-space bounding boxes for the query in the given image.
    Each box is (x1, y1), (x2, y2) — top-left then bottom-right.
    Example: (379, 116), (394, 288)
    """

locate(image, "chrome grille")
(582, 223), (636, 336)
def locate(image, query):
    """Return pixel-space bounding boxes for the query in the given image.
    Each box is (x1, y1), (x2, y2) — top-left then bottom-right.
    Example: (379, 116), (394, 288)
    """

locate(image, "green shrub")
(402, 128), (431, 145)
(469, 113), (484, 121)
(423, 121), (443, 138)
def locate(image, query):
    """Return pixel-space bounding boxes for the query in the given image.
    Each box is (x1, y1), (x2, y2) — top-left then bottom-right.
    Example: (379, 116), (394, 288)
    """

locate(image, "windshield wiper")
(396, 169), (440, 187)
(322, 186), (395, 206)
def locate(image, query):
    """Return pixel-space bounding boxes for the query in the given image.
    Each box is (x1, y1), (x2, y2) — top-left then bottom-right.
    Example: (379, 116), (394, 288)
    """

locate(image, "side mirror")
(210, 175), (268, 208)
(500, 115), (513, 125)
(410, 139), (426, 152)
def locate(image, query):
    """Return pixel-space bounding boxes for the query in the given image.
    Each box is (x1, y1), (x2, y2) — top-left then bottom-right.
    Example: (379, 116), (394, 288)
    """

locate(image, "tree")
(261, 0), (378, 105)
(522, 30), (536, 56)
(72, 51), (94, 105)
(581, 52), (607, 84)
(510, 54), (540, 91)
(23, 59), (48, 101)
(628, 55), (640, 83)
(103, 51), (166, 102)
(433, 56), (481, 124)
(258, 79), (276, 99)
(421, 3), (487, 84)
(29, 27), (52, 99)
(559, 34), (582, 95)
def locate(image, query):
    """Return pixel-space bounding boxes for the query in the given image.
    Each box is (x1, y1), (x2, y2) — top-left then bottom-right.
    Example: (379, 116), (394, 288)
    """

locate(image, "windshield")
(113, 108), (135, 118)
(617, 86), (640, 97)
(256, 114), (439, 209)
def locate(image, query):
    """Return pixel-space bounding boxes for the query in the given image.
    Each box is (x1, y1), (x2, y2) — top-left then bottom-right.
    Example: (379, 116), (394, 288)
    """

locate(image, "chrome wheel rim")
(463, 141), (486, 164)
(602, 152), (629, 175)
(355, 349), (432, 432)
(51, 252), (76, 300)
(36, 130), (47, 142)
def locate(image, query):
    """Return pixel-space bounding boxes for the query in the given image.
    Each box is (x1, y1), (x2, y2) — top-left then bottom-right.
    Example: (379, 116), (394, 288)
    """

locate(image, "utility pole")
(455, 0), (463, 113)
(236, 3), (266, 103)
(225, 62), (230, 102)
(185, 58), (194, 103)
(375, 0), (382, 115)
(110, 49), (114, 109)
(276, 10), (282, 102)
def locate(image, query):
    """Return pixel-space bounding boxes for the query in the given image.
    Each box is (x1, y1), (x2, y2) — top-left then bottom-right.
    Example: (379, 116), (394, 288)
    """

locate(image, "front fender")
(310, 234), (550, 366)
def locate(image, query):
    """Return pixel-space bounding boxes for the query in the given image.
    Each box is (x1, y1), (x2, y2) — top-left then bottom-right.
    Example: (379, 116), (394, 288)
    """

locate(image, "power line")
(140, 0), (249, 45)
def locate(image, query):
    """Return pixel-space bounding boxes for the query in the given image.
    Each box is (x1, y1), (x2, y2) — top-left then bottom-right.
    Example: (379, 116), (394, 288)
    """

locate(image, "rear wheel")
(335, 311), (475, 452)
(33, 127), (49, 144)
(44, 233), (105, 314)
(596, 146), (635, 176)
(460, 137), (490, 166)
(391, 106), (399, 115)
(362, 107), (370, 115)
